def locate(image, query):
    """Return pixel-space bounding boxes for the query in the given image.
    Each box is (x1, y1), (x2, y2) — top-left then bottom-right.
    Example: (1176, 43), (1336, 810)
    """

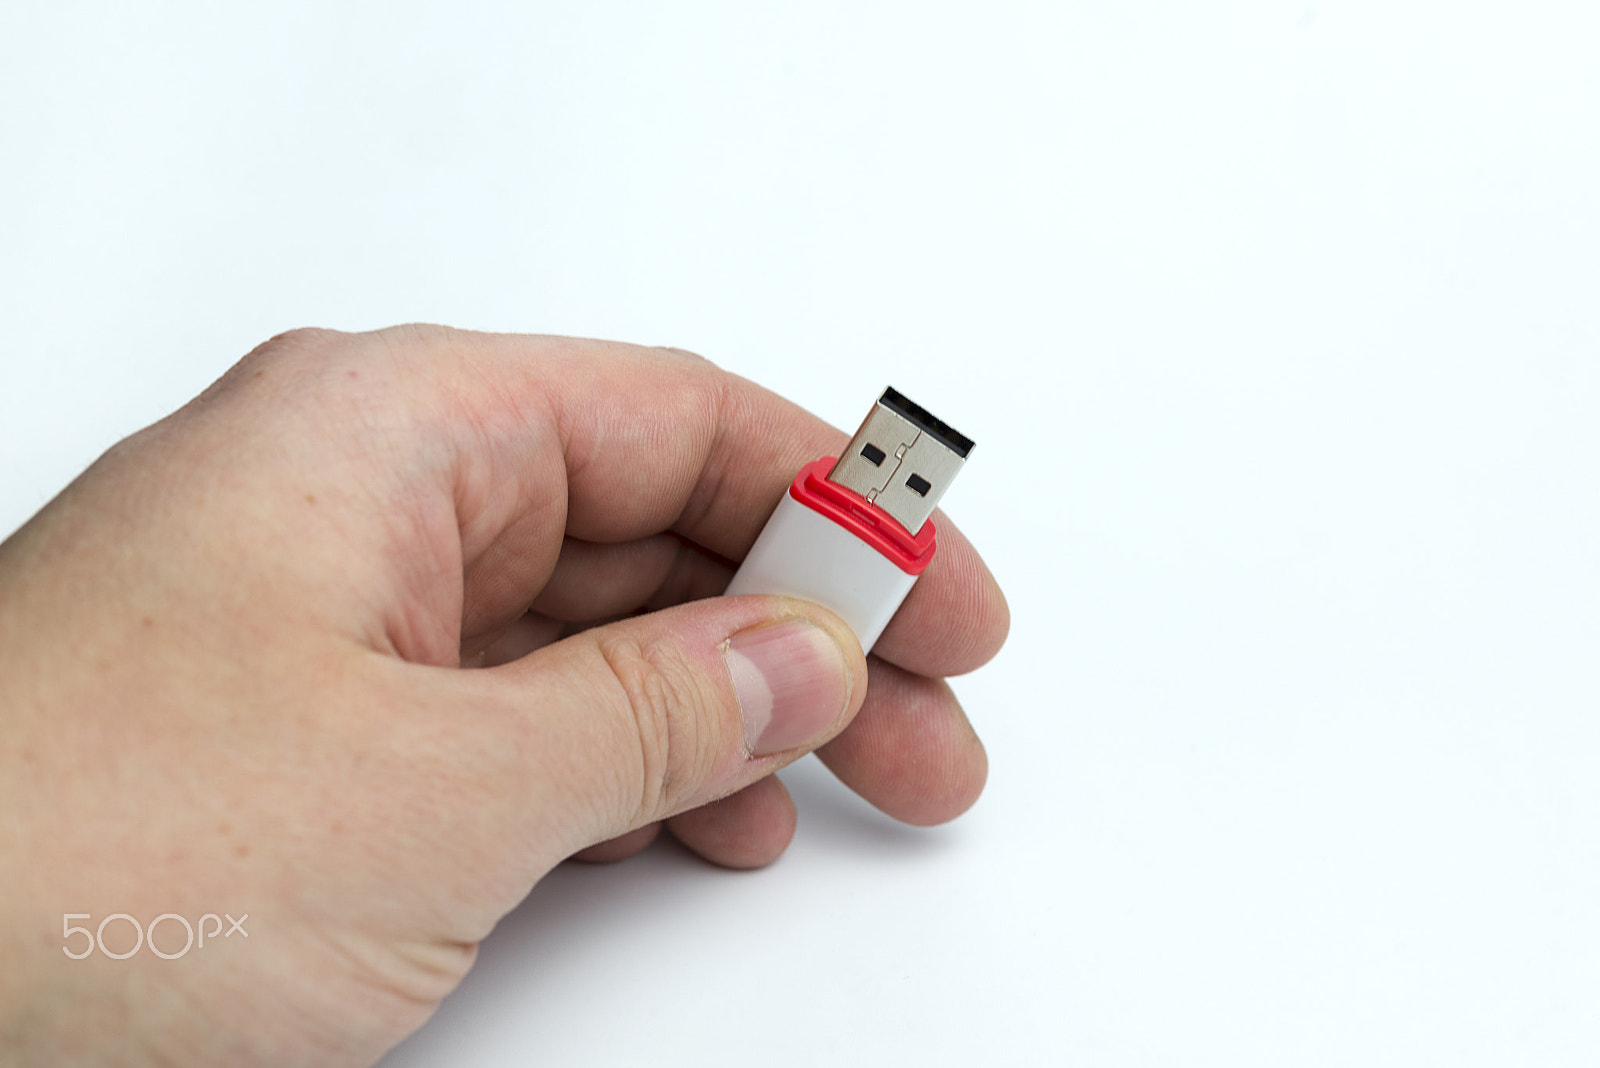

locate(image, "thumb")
(485, 595), (866, 856)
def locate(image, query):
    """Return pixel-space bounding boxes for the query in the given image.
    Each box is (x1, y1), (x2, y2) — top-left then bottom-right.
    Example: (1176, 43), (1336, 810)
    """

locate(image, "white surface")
(725, 488), (920, 652)
(3, 2), (1598, 1065)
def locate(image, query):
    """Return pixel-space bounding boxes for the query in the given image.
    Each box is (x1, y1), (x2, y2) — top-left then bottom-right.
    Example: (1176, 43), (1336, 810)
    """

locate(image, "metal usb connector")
(727, 384), (976, 648)
(827, 386), (975, 534)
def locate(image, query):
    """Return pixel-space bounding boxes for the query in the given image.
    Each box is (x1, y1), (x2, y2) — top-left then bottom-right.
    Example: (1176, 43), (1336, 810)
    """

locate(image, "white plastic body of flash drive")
(724, 458), (931, 650)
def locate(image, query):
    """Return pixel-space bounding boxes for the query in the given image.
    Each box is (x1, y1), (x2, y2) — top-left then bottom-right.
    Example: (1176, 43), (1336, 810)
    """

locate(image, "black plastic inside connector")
(906, 473), (932, 497)
(860, 443), (887, 467)
(879, 387), (974, 458)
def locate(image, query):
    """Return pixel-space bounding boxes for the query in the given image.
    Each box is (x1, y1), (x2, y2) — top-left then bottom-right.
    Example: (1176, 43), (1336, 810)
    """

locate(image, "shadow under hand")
(381, 756), (969, 1065)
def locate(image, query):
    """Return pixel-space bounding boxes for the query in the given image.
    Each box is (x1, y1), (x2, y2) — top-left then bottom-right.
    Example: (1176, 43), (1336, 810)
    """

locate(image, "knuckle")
(218, 327), (340, 391)
(264, 325), (336, 350)
(652, 345), (712, 365)
(370, 322), (455, 353)
(187, 327), (341, 414)
(594, 631), (721, 823)
(244, 326), (341, 367)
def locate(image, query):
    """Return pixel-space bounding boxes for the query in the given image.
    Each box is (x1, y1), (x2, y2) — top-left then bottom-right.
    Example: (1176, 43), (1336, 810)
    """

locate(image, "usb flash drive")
(724, 387), (975, 651)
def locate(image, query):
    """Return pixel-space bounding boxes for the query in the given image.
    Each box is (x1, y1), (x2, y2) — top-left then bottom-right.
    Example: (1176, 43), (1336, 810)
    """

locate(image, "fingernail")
(722, 619), (853, 757)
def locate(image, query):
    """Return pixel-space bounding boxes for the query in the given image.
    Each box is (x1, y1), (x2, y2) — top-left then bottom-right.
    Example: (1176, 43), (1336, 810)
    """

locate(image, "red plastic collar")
(788, 457), (937, 576)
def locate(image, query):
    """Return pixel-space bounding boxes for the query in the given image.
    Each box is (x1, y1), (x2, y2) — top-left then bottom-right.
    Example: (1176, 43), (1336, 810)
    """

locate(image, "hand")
(0, 327), (1008, 1065)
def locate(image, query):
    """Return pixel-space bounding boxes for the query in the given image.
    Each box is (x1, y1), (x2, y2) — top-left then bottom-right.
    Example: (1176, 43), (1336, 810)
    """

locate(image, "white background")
(3, 2), (1598, 1065)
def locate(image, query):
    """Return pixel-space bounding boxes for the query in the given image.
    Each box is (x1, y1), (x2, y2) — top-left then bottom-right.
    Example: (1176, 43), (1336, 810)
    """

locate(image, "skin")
(0, 326), (1008, 1065)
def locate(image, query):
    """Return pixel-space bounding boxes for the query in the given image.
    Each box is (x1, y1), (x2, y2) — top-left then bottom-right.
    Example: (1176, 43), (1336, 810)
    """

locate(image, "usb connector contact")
(827, 387), (975, 535)
(724, 385), (977, 650)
